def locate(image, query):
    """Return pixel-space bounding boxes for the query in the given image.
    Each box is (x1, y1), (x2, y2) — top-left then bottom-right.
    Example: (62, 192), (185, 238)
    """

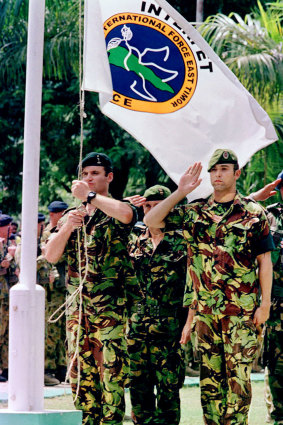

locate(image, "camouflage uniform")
(15, 237), (67, 378)
(165, 193), (274, 425)
(0, 250), (18, 372)
(58, 204), (141, 425)
(42, 226), (67, 375)
(127, 224), (187, 425)
(263, 203), (283, 424)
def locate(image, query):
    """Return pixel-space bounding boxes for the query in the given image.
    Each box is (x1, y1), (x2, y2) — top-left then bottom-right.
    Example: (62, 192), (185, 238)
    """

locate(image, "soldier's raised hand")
(178, 162), (202, 198)
(71, 180), (90, 201)
(124, 195), (146, 207)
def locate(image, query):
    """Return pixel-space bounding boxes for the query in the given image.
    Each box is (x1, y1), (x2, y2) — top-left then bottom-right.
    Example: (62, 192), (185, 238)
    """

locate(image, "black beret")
(38, 213), (45, 223)
(0, 214), (13, 227)
(78, 152), (113, 172)
(48, 201), (69, 212)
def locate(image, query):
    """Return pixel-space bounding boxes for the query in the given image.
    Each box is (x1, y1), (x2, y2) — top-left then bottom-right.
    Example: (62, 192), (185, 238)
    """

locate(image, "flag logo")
(104, 13), (198, 113)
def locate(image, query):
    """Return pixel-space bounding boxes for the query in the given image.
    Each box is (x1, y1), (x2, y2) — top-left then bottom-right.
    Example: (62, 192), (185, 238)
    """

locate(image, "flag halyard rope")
(48, 0), (88, 402)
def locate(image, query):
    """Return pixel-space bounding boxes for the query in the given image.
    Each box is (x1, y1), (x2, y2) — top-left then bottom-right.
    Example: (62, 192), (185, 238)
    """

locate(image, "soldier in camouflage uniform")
(263, 171), (283, 425)
(145, 150), (274, 425)
(45, 152), (142, 425)
(0, 214), (19, 382)
(15, 213), (62, 386)
(44, 201), (69, 383)
(127, 185), (189, 425)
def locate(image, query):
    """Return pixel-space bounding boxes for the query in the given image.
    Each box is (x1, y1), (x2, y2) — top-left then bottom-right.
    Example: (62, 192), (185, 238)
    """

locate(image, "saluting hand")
(124, 195), (146, 208)
(251, 178), (282, 202)
(178, 162), (202, 198)
(71, 180), (90, 201)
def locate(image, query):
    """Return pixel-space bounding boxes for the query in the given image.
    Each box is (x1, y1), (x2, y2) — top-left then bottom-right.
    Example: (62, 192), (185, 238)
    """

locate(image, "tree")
(199, 1), (283, 202)
(0, 0), (281, 217)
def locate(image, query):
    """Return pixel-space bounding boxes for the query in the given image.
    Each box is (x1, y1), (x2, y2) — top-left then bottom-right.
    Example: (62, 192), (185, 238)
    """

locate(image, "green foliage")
(199, 2), (283, 105)
(199, 1), (282, 205)
(0, 0), (282, 218)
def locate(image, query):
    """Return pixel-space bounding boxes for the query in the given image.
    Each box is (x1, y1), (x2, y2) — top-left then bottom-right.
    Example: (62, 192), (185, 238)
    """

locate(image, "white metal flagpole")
(8, 0), (46, 412)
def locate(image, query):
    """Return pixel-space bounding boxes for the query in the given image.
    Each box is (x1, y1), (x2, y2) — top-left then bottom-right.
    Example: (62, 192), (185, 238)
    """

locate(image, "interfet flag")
(84, 0), (277, 198)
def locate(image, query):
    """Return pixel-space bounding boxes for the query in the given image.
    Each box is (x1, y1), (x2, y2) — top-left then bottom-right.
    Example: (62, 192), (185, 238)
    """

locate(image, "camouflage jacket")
(58, 203), (142, 314)
(0, 241), (18, 288)
(15, 242), (53, 286)
(267, 202), (283, 297)
(165, 192), (274, 316)
(128, 224), (188, 310)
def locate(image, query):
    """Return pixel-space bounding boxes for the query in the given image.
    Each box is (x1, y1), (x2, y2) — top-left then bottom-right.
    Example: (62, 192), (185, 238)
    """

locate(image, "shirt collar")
(203, 191), (245, 212)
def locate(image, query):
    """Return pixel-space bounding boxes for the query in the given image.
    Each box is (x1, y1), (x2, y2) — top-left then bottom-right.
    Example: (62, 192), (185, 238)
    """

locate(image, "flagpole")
(0, 0), (81, 422)
(8, 0), (46, 412)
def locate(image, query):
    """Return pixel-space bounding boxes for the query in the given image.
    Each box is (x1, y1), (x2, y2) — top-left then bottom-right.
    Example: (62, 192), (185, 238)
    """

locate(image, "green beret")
(78, 152), (113, 172)
(143, 185), (171, 201)
(208, 149), (239, 172)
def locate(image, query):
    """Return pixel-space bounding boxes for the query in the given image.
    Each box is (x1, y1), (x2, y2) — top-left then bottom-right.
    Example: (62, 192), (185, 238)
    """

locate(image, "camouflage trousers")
(194, 313), (258, 425)
(127, 315), (185, 425)
(67, 306), (129, 425)
(264, 320), (283, 424)
(0, 277), (9, 370)
(45, 283), (66, 371)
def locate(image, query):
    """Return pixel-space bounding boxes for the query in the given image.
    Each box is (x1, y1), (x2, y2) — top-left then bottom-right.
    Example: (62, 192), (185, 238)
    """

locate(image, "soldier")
(0, 214), (19, 382)
(44, 200), (69, 384)
(145, 150), (274, 425)
(47, 201), (69, 230)
(127, 185), (189, 425)
(15, 213), (61, 386)
(45, 152), (142, 425)
(263, 170), (283, 425)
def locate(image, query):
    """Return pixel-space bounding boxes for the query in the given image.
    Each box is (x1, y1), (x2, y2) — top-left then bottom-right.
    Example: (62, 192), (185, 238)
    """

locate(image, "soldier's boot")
(186, 365), (200, 377)
(55, 365), (68, 383)
(1, 369), (8, 380)
(44, 371), (60, 386)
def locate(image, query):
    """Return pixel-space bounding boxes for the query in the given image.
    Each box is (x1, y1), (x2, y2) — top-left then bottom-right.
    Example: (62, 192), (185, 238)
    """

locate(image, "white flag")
(83, 0), (278, 199)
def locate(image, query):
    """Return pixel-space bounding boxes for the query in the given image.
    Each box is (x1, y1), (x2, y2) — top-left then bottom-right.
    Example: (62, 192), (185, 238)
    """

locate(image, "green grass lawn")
(39, 381), (268, 425)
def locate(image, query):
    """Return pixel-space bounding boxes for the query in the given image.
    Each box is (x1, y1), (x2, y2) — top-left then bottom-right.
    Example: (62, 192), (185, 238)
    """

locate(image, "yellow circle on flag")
(104, 13), (198, 114)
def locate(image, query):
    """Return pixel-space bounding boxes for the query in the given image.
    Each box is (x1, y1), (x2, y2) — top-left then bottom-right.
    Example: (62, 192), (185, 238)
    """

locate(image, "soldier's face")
(143, 200), (162, 216)
(210, 163), (241, 192)
(49, 211), (64, 225)
(81, 166), (113, 195)
(0, 225), (10, 240)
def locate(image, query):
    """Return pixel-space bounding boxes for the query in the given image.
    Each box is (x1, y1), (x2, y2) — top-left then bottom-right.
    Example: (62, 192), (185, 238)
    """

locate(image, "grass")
(0, 382), (268, 424)
(42, 381), (267, 424)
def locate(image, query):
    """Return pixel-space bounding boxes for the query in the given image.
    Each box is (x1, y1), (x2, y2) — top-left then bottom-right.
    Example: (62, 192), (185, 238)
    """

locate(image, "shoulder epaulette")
(62, 206), (77, 216)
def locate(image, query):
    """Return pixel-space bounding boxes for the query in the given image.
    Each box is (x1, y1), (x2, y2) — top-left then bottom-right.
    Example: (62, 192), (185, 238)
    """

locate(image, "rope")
(48, 0), (88, 401)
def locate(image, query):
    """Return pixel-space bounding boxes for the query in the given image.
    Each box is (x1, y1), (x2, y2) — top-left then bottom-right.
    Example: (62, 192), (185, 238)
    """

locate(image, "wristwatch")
(87, 191), (97, 204)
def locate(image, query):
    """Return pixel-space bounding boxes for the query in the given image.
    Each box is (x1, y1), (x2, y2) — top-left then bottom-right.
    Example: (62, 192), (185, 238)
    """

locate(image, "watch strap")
(87, 191), (97, 204)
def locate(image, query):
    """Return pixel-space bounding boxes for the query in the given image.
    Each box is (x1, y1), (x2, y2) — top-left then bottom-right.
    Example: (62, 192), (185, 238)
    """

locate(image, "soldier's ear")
(235, 169), (241, 180)
(106, 172), (114, 183)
